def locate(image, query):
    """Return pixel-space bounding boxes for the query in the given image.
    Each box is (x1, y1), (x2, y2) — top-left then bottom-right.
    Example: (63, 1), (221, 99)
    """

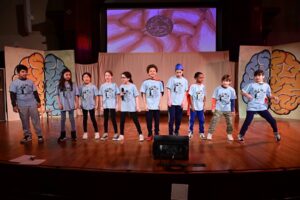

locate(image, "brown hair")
(146, 64), (158, 73)
(105, 70), (113, 76)
(221, 74), (231, 82)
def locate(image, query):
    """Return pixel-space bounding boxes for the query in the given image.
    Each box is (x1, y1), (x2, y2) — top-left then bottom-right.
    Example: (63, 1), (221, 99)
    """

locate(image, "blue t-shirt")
(99, 82), (120, 109)
(120, 83), (139, 112)
(166, 76), (188, 106)
(188, 84), (206, 111)
(212, 86), (236, 112)
(9, 79), (38, 107)
(79, 84), (99, 110)
(140, 79), (164, 110)
(242, 82), (271, 111)
(57, 82), (79, 111)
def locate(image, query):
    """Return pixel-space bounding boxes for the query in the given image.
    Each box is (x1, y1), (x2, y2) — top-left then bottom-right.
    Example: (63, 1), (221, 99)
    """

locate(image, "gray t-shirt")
(188, 83), (206, 111)
(79, 84), (99, 110)
(120, 83), (139, 112)
(140, 79), (164, 110)
(57, 82), (79, 111)
(9, 79), (38, 107)
(99, 82), (120, 109)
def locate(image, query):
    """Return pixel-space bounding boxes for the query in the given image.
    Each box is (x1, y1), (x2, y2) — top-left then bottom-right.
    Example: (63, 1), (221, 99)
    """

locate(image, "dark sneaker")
(20, 135), (32, 144)
(38, 136), (44, 143)
(71, 131), (77, 141)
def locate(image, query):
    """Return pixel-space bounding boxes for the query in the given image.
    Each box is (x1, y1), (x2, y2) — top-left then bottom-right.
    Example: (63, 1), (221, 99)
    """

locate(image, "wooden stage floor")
(1, 113), (300, 174)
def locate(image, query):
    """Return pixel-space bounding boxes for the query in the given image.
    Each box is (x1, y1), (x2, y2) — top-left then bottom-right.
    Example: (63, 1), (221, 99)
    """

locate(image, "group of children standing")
(10, 63), (281, 144)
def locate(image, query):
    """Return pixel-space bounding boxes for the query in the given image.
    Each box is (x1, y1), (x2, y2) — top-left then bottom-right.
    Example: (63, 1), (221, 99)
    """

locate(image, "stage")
(1, 114), (300, 199)
(1, 114), (300, 173)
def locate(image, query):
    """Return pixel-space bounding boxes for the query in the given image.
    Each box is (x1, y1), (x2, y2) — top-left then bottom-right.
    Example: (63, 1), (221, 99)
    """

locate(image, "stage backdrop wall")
(5, 46), (75, 121)
(98, 52), (235, 111)
(238, 42), (300, 119)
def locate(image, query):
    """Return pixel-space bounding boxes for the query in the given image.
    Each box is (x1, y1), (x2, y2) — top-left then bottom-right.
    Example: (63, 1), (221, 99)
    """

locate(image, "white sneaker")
(227, 134), (234, 141)
(100, 133), (108, 140)
(112, 133), (119, 141)
(199, 133), (206, 140)
(188, 131), (193, 139)
(82, 132), (88, 140)
(95, 132), (100, 140)
(207, 133), (213, 140)
(117, 135), (124, 141)
(139, 134), (144, 142)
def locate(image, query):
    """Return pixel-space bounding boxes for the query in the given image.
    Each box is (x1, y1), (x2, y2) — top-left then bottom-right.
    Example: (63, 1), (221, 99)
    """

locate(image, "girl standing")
(57, 68), (79, 142)
(117, 71), (144, 141)
(99, 70), (120, 140)
(79, 72), (99, 140)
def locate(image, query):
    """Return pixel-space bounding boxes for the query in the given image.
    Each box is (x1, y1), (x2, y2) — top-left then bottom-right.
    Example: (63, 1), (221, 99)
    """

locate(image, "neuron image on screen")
(107, 8), (216, 52)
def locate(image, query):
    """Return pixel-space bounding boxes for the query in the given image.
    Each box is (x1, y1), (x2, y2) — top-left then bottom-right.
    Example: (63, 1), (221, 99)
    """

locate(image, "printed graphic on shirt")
(18, 83), (32, 95)
(218, 93), (230, 106)
(123, 89), (132, 102)
(82, 89), (92, 100)
(104, 88), (115, 99)
(253, 88), (266, 100)
(147, 85), (160, 98)
(174, 82), (183, 94)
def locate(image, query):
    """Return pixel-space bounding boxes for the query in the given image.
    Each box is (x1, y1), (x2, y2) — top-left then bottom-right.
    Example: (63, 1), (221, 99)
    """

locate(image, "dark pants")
(120, 112), (142, 135)
(103, 108), (118, 133)
(146, 110), (160, 136)
(239, 110), (278, 137)
(82, 109), (98, 132)
(168, 105), (183, 135)
(189, 109), (205, 133)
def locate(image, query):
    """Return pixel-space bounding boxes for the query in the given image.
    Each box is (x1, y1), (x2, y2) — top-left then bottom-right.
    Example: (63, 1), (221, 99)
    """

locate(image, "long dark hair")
(122, 71), (133, 83)
(59, 68), (73, 91)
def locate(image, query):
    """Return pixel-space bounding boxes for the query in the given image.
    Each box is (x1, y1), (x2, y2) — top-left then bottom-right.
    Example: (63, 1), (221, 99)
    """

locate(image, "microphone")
(121, 88), (124, 101)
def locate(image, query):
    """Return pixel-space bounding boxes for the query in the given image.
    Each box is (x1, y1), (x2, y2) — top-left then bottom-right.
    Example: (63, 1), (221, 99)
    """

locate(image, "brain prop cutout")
(12, 53), (69, 116)
(240, 49), (300, 115)
(44, 54), (67, 116)
(270, 50), (300, 115)
(12, 53), (45, 112)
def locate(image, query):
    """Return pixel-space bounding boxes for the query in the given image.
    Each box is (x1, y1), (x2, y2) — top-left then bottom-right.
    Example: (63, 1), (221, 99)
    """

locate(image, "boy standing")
(10, 64), (44, 144)
(140, 64), (164, 140)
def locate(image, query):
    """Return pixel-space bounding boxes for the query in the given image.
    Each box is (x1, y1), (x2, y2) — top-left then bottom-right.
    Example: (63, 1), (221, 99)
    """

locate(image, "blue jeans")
(61, 110), (76, 132)
(239, 110), (278, 137)
(168, 105), (183, 135)
(189, 109), (205, 133)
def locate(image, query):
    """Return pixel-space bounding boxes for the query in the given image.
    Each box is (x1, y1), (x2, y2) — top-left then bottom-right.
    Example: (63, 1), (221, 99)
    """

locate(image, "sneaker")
(274, 132), (281, 142)
(146, 135), (153, 141)
(227, 134), (234, 141)
(207, 133), (213, 140)
(57, 137), (66, 142)
(82, 132), (88, 140)
(199, 133), (206, 140)
(101, 133), (108, 141)
(117, 135), (124, 141)
(188, 131), (193, 139)
(20, 135), (32, 144)
(139, 134), (144, 142)
(112, 133), (119, 141)
(38, 136), (44, 143)
(95, 132), (100, 140)
(237, 134), (244, 141)
(71, 131), (77, 141)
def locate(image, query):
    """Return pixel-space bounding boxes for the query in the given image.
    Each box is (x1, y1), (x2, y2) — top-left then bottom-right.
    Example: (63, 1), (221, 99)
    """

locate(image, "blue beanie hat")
(175, 63), (184, 70)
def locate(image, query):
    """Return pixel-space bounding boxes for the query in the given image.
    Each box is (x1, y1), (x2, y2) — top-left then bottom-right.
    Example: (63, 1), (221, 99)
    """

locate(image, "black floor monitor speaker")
(153, 135), (189, 160)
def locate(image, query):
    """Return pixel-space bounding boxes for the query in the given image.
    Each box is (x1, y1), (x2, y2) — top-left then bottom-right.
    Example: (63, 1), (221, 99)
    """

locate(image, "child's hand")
(167, 100), (172, 107)
(145, 105), (148, 111)
(246, 94), (253, 100)
(231, 111), (236, 116)
(191, 106), (195, 112)
(136, 106), (141, 112)
(37, 103), (41, 108)
(212, 109), (215, 113)
(115, 106), (118, 112)
(58, 104), (63, 110)
(13, 106), (19, 113)
(100, 106), (104, 112)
